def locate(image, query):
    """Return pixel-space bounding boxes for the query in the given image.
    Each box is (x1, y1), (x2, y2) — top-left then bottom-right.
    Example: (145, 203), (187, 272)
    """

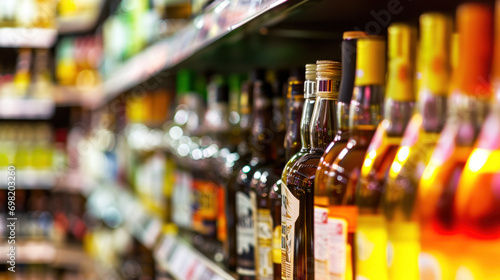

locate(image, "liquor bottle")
(283, 60), (342, 280)
(417, 4), (492, 279)
(236, 75), (278, 279)
(254, 74), (305, 280)
(271, 64), (316, 280)
(355, 24), (416, 280)
(325, 36), (387, 279)
(313, 31), (366, 280)
(383, 14), (452, 280)
(225, 75), (255, 271)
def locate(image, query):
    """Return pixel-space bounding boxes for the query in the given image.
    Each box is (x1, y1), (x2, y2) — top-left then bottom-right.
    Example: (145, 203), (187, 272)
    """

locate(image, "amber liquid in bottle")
(326, 37), (386, 279)
(282, 61), (341, 280)
(417, 4), (492, 279)
(314, 31), (365, 280)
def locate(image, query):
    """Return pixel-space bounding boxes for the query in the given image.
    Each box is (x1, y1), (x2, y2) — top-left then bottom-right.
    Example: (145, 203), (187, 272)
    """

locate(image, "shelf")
(155, 233), (236, 280)
(0, 28), (57, 48)
(0, 98), (55, 119)
(0, 240), (89, 266)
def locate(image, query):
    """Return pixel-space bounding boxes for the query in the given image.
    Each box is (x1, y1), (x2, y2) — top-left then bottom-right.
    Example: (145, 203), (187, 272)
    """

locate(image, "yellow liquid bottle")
(355, 24), (416, 280)
(383, 13), (452, 280)
(417, 4), (493, 279)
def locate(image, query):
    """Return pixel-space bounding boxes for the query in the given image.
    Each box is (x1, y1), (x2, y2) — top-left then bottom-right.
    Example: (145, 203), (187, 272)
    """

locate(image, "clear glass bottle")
(282, 60), (342, 280)
(325, 36), (387, 280)
(417, 4), (493, 279)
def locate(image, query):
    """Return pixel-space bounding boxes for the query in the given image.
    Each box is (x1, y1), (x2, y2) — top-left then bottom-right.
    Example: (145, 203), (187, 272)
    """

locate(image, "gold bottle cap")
(316, 60), (342, 99)
(453, 3), (493, 98)
(419, 13), (452, 96)
(305, 63), (316, 81)
(355, 36), (386, 86)
(343, 31), (368, 40)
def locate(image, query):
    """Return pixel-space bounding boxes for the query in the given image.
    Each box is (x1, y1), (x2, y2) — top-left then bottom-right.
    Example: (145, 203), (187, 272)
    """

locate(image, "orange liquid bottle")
(325, 36), (387, 279)
(417, 4), (493, 279)
(383, 13), (452, 280)
(355, 24), (416, 280)
(454, 1), (500, 278)
(314, 31), (366, 280)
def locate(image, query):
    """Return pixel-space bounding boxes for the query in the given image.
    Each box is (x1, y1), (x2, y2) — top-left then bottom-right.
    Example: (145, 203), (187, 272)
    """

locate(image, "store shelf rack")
(0, 28), (57, 48)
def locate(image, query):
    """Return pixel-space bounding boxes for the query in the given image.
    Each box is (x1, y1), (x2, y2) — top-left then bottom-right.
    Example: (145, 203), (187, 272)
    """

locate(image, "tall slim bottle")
(226, 76), (255, 271)
(254, 75), (305, 280)
(271, 65), (316, 280)
(417, 4), (492, 279)
(283, 61), (342, 280)
(383, 14), (452, 280)
(314, 31), (366, 280)
(355, 24), (416, 280)
(236, 76), (278, 279)
(325, 36), (386, 279)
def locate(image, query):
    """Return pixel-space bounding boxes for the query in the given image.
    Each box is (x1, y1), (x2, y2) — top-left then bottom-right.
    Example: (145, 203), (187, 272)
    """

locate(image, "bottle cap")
(316, 60), (342, 99)
(386, 23), (417, 101)
(453, 3), (493, 98)
(343, 31), (368, 40)
(419, 13), (452, 95)
(305, 64), (316, 81)
(355, 36), (386, 86)
(339, 31), (367, 103)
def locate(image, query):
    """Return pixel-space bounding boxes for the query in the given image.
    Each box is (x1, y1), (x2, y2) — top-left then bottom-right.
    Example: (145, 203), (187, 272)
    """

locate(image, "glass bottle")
(255, 75), (305, 280)
(325, 36), (387, 280)
(314, 31), (366, 280)
(225, 75), (255, 272)
(355, 24), (416, 280)
(236, 75), (278, 280)
(417, 4), (493, 279)
(383, 13), (452, 280)
(283, 60), (342, 280)
(271, 64), (316, 280)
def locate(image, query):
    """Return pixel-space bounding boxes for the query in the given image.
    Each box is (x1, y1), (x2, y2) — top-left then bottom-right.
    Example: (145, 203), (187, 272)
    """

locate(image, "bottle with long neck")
(383, 14), (452, 280)
(326, 36), (386, 280)
(453, 2), (500, 278)
(417, 3), (493, 279)
(254, 75), (305, 280)
(282, 60), (342, 280)
(313, 31), (366, 280)
(225, 75), (254, 272)
(235, 76), (277, 280)
(355, 24), (416, 280)
(270, 65), (315, 280)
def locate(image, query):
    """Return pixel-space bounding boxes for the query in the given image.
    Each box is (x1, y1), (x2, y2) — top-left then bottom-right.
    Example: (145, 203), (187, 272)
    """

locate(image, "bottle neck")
(349, 85), (385, 135)
(284, 96), (304, 161)
(251, 85), (277, 162)
(336, 101), (350, 134)
(384, 98), (414, 137)
(417, 90), (448, 133)
(300, 97), (315, 151)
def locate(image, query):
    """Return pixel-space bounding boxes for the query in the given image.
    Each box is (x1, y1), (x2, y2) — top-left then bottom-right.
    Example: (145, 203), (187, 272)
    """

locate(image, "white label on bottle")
(236, 191), (256, 276)
(281, 181), (300, 280)
(257, 209), (273, 280)
(329, 217), (347, 275)
(314, 206), (329, 280)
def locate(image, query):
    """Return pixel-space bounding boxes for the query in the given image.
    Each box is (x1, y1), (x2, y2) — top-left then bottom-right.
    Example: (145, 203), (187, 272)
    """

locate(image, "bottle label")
(193, 179), (217, 236)
(257, 209), (274, 280)
(281, 183), (299, 280)
(172, 170), (192, 228)
(217, 185), (227, 242)
(314, 206), (329, 280)
(329, 217), (348, 276)
(236, 191), (256, 276)
(356, 215), (388, 279)
(273, 225), (281, 264)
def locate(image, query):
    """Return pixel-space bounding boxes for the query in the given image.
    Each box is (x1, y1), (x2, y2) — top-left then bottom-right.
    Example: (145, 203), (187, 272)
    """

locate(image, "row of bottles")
(0, 0), (57, 29)
(163, 2), (500, 280)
